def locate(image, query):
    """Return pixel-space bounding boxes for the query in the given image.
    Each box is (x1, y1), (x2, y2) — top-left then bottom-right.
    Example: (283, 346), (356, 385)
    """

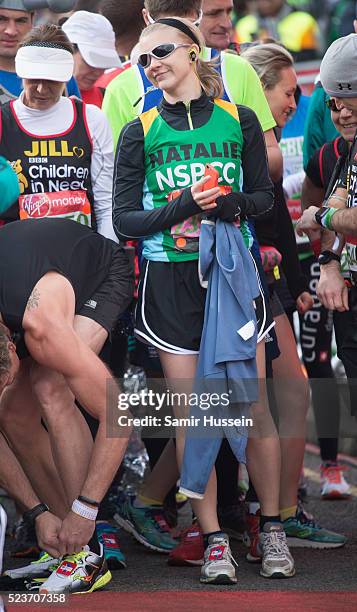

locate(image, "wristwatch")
(314, 206), (330, 227)
(318, 250), (341, 266)
(23, 503), (49, 524)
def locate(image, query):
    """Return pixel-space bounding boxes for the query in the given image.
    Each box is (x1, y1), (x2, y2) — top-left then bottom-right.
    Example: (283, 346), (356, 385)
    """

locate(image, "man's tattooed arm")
(26, 288), (40, 311)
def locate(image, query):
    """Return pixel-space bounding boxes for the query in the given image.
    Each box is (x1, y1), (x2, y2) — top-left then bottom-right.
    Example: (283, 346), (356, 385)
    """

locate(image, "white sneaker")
(321, 463), (351, 500)
(4, 551), (59, 579)
(0, 505), (6, 575)
(259, 523), (295, 578)
(39, 546), (111, 594)
(200, 533), (238, 584)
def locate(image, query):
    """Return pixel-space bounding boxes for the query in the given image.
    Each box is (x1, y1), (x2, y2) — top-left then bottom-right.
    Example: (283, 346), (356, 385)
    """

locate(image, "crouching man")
(0, 218), (134, 594)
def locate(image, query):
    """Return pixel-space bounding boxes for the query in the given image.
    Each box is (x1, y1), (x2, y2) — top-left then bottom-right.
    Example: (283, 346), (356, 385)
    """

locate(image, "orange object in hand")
(202, 163), (219, 190)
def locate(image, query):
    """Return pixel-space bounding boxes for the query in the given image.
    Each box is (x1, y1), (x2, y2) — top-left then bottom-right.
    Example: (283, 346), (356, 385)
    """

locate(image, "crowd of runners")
(0, 0), (355, 596)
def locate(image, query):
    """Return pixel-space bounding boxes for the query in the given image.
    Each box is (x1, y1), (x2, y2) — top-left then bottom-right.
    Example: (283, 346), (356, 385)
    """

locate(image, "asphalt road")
(1, 448), (357, 609)
(106, 450), (357, 593)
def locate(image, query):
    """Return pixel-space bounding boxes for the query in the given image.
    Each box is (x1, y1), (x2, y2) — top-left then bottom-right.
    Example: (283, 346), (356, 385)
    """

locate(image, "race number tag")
(168, 185), (232, 246)
(346, 240), (357, 272)
(18, 190), (91, 226)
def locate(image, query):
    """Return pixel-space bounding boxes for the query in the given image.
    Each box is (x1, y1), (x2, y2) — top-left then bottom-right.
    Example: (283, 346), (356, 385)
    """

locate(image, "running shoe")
(0, 575), (33, 592)
(168, 523), (204, 566)
(39, 547), (111, 594)
(218, 503), (246, 542)
(283, 510), (347, 548)
(320, 463), (351, 500)
(10, 516), (39, 558)
(259, 523), (295, 578)
(200, 533), (238, 585)
(114, 497), (177, 553)
(96, 521), (126, 569)
(0, 505), (6, 575)
(4, 551), (59, 579)
(243, 511), (261, 562)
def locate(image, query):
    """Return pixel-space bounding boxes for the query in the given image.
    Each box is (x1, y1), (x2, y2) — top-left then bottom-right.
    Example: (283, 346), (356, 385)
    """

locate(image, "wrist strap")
(78, 495), (100, 508)
(318, 207), (339, 230)
(71, 499), (98, 521)
(23, 503), (49, 524)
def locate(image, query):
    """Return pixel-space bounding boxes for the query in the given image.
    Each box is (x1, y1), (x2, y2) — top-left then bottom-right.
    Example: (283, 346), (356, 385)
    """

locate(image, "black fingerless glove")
(212, 192), (244, 222)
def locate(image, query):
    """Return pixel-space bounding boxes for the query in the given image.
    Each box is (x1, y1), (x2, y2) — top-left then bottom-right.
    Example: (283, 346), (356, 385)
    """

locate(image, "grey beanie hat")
(320, 34), (357, 98)
(0, 0), (29, 9)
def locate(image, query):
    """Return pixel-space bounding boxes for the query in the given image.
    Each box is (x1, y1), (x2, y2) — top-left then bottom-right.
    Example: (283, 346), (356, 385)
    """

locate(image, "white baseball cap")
(62, 10), (121, 69)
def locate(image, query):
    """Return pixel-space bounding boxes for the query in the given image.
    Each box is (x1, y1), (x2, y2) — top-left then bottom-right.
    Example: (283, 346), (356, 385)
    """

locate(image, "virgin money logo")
(22, 194), (51, 217)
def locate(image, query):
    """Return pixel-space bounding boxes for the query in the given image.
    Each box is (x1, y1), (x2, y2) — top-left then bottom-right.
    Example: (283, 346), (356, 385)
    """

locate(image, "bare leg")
(29, 315), (109, 506)
(246, 341), (281, 516)
(0, 360), (67, 516)
(23, 274), (131, 516)
(0, 431), (55, 512)
(272, 314), (309, 509)
(140, 439), (179, 503)
(158, 351), (220, 534)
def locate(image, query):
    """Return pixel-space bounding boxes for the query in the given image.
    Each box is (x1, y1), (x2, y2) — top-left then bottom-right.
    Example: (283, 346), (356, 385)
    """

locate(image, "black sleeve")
(337, 155), (348, 190)
(274, 180), (308, 300)
(112, 119), (202, 241)
(239, 105), (274, 218)
(305, 148), (324, 189)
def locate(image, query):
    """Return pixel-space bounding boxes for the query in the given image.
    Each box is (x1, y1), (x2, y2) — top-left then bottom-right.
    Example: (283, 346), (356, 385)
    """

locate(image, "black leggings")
(333, 287), (357, 418)
(297, 256), (340, 462)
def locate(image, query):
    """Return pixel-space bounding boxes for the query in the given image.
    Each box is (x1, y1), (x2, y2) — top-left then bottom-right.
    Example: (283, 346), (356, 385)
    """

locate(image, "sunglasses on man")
(326, 98), (339, 112)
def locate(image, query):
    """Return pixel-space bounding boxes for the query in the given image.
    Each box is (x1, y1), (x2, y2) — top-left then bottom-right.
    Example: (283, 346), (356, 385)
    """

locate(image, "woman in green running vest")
(113, 18), (295, 584)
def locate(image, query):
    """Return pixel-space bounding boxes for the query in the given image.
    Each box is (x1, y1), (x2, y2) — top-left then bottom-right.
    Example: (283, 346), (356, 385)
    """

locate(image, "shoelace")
(58, 550), (87, 568)
(297, 500), (315, 522)
(296, 511), (320, 530)
(229, 550), (239, 568)
(263, 531), (288, 558)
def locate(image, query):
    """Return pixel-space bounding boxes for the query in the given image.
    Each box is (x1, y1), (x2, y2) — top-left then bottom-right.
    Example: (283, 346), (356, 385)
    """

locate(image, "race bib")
(18, 189), (91, 226)
(346, 239), (357, 272)
(168, 185), (232, 245)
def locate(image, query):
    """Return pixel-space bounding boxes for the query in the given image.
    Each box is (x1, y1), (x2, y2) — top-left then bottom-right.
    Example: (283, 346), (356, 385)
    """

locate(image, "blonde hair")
(241, 43), (294, 90)
(139, 18), (223, 99)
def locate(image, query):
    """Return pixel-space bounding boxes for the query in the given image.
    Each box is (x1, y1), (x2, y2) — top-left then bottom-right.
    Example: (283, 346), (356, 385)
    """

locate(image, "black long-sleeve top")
(112, 92), (273, 241)
(255, 177), (308, 299)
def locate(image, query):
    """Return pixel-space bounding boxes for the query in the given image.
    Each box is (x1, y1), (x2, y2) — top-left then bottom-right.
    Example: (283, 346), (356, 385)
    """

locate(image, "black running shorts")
(135, 257), (273, 354)
(78, 242), (134, 336)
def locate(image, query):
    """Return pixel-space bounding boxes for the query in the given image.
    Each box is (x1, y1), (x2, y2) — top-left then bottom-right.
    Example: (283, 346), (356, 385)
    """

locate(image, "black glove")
(212, 192), (243, 222)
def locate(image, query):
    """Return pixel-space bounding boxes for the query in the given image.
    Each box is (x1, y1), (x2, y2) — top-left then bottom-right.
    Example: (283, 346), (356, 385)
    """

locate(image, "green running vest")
(140, 99), (250, 262)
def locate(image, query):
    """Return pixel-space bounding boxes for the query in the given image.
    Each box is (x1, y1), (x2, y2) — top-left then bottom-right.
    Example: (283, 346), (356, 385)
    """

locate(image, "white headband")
(16, 45), (74, 83)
